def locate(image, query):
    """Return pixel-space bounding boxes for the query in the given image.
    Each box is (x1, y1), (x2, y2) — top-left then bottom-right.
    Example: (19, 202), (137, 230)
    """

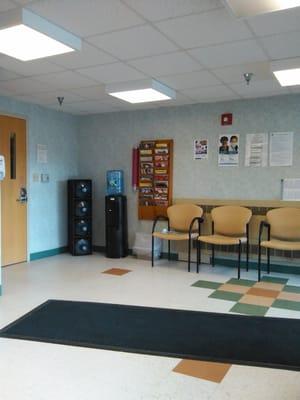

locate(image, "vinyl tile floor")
(1, 253), (300, 400)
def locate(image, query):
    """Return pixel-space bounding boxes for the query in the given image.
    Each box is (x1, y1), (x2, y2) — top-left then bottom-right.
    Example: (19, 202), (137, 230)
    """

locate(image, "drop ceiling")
(0, 0), (299, 115)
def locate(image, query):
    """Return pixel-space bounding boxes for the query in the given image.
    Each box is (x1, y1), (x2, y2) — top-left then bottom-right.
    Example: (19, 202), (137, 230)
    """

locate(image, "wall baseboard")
(30, 247), (68, 261)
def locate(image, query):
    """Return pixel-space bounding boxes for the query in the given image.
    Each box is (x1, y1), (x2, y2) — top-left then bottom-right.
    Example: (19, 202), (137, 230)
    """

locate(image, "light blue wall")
(0, 95), (79, 256)
(78, 94), (300, 248)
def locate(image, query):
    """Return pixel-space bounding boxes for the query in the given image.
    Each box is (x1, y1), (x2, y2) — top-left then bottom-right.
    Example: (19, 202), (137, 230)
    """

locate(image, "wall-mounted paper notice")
(245, 133), (268, 167)
(270, 132), (293, 167)
(37, 144), (48, 164)
(282, 178), (300, 201)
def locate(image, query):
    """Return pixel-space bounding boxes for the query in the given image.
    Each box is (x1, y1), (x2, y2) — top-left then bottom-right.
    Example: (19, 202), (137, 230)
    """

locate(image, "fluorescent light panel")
(273, 69), (300, 86)
(0, 8), (81, 61)
(106, 80), (176, 104)
(224, 0), (300, 17)
(271, 58), (300, 86)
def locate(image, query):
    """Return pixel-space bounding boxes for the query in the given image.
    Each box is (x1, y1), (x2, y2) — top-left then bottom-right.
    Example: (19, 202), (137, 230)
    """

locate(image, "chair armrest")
(259, 221), (270, 244)
(152, 215), (169, 234)
(189, 217), (204, 237)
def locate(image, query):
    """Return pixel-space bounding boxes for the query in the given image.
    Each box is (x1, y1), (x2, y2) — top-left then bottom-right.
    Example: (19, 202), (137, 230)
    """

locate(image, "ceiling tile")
(77, 62), (146, 84)
(0, 87), (18, 98)
(188, 39), (267, 69)
(212, 61), (272, 84)
(35, 71), (97, 90)
(0, 67), (21, 81)
(12, 0), (35, 4)
(57, 100), (121, 114)
(129, 52), (202, 77)
(28, 0), (144, 37)
(290, 87), (300, 94)
(115, 102), (159, 111)
(87, 25), (178, 60)
(229, 80), (288, 98)
(181, 84), (239, 102)
(0, 1), (16, 12)
(32, 91), (88, 105)
(69, 85), (108, 101)
(50, 42), (116, 69)
(0, 55), (65, 77)
(11, 94), (43, 105)
(158, 70), (221, 90)
(153, 92), (196, 107)
(261, 31), (300, 59)
(247, 7), (300, 37)
(0, 77), (54, 95)
(123, 0), (222, 22)
(155, 8), (253, 49)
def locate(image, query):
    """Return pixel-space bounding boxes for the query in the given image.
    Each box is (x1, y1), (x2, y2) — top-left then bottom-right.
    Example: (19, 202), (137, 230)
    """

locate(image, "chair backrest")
(266, 208), (300, 241)
(211, 206), (252, 237)
(167, 204), (203, 232)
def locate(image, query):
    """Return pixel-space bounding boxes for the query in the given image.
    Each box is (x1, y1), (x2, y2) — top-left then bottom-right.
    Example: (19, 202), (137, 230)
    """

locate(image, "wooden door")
(0, 115), (27, 266)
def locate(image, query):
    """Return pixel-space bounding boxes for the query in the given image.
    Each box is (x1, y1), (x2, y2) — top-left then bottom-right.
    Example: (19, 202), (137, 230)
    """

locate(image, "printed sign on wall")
(218, 134), (239, 167)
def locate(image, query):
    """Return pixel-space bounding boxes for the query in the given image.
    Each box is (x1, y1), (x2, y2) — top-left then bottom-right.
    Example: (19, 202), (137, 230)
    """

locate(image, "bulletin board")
(138, 139), (173, 220)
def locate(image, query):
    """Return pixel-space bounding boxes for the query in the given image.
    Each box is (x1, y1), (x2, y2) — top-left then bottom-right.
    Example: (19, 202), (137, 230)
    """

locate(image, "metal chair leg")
(197, 240), (201, 273)
(246, 241), (249, 272)
(188, 238), (191, 272)
(258, 245), (261, 281)
(151, 235), (154, 267)
(267, 248), (270, 274)
(238, 241), (241, 279)
(212, 244), (215, 267)
(168, 240), (171, 261)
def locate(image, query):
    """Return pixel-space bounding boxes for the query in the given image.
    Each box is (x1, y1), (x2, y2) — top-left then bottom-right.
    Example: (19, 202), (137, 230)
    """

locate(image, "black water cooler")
(105, 195), (128, 258)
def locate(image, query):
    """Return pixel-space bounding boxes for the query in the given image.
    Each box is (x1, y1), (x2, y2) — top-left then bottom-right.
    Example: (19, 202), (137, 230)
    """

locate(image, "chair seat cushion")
(153, 231), (198, 241)
(260, 239), (300, 251)
(198, 234), (247, 245)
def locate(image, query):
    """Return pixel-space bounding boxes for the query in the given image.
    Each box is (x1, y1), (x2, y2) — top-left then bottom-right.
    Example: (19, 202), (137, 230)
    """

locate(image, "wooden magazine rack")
(138, 139), (173, 220)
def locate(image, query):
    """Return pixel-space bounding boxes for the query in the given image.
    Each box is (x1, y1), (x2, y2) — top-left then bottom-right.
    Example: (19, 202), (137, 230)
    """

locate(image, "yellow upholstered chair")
(258, 208), (300, 281)
(198, 206), (252, 279)
(152, 204), (204, 272)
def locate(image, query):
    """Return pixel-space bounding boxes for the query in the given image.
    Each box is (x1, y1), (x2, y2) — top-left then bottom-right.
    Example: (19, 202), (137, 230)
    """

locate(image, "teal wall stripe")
(30, 246), (68, 261)
(28, 246), (299, 275)
(214, 257), (300, 275)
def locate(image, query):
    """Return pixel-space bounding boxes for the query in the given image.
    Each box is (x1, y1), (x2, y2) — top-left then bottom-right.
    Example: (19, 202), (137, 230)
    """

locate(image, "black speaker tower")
(68, 179), (92, 255)
(105, 195), (128, 258)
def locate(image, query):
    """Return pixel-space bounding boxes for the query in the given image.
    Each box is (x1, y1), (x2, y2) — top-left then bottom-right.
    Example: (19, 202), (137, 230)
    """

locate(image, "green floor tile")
(272, 299), (300, 311)
(261, 276), (288, 284)
(283, 285), (300, 294)
(226, 278), (255, 287)
(191, 280), (222, 290)
(230, 303), (268, 316)
(209, 290), (242, 302)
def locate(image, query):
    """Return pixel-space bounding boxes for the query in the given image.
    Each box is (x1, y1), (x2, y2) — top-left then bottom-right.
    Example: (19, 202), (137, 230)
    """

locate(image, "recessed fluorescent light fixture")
(271, 58), (300, 86)
(224, 0), (300, 17)
(0, 8), (81, 61)
(106, 79), (176, 104)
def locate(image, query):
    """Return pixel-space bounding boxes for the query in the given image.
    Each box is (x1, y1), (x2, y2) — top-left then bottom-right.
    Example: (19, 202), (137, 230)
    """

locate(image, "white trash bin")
(132, 232), (161, 260)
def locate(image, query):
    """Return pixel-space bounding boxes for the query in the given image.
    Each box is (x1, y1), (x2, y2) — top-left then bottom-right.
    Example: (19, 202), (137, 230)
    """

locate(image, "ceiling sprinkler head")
(243, 72), (254, 85)
(57, 96), (64, 106)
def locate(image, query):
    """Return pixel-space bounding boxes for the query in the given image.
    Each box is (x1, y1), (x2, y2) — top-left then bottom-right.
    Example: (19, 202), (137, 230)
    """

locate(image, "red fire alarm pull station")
(221, 113), (233, 126)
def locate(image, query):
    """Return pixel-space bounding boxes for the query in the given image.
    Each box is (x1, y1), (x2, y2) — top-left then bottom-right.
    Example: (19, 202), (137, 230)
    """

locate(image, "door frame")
(0, 109), (30, 263)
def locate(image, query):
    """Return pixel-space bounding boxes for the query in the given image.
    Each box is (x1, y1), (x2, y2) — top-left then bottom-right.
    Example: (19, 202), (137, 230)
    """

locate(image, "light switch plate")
(41, 173), (49, 183)
(32, 173), (40, 182)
